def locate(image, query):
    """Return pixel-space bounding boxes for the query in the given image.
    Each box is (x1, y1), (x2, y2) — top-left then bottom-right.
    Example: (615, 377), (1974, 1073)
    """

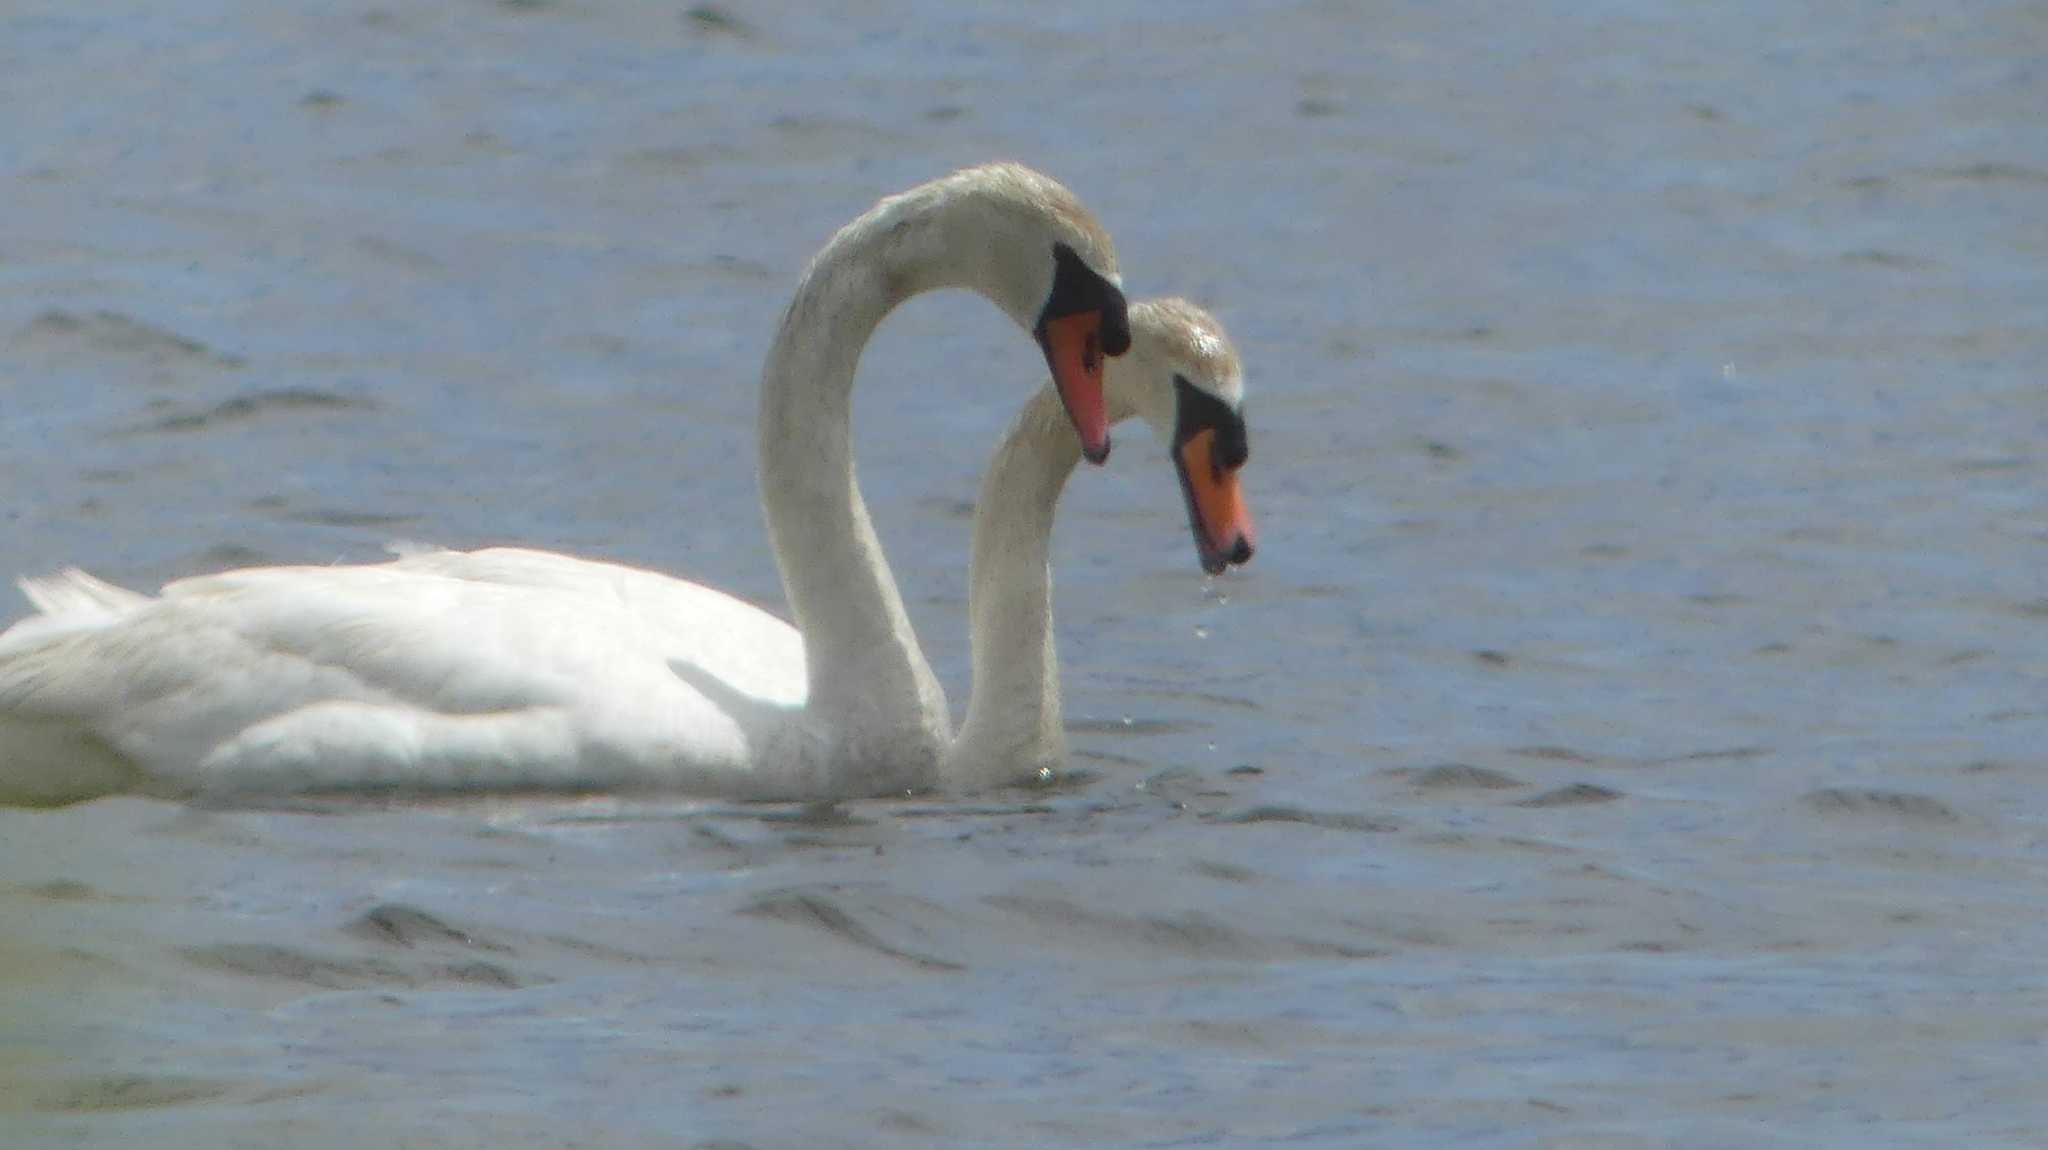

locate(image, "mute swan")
(950, 297), (1253, 786)
(0, 170), (1252, 804)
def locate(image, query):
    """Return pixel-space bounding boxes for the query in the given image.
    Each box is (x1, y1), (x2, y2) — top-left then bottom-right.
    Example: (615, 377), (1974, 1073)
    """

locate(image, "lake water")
(3, 1), (2046, 1146)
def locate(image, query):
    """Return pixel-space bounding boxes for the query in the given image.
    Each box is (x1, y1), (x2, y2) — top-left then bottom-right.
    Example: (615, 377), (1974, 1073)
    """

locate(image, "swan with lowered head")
(949, 296), (1253, 785)
(0, 168), (1252, 804)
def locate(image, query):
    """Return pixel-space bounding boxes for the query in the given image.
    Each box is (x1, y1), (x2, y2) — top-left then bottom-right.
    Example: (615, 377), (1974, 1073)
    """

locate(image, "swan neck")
(947, 386), (1081, 785)
(756, 191), (1000, 790)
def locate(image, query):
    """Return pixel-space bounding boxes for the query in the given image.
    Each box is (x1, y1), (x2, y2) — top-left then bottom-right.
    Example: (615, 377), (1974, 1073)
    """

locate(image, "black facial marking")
(1101, 293), (1131, 356)
(1036, 242), (1131, 355)
(1173, 373), (1248, 469)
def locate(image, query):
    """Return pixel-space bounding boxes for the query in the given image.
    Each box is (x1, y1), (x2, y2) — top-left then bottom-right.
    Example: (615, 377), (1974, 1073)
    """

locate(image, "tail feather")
(17, 568), (150, 620)
(0, 570), (152, 806)
(0, 717), (143, 807)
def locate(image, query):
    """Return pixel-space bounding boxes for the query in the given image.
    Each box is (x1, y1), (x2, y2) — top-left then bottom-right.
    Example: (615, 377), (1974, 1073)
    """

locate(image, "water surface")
(3, 1), (2045, 1146)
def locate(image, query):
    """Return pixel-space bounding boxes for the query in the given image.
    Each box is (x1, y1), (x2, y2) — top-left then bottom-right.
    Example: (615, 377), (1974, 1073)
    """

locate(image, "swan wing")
(379, 546), (806, 702)
(0, 554), (812, 802)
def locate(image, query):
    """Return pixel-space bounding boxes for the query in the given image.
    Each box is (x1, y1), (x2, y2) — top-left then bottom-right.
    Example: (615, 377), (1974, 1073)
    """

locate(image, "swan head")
(916, 163), (1130, 465)
(1108, 298), (1256, 576)
(1034, 241), (1129, 467)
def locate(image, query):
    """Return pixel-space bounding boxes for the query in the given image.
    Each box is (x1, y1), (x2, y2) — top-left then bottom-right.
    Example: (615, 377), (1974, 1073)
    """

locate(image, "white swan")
(0, 169), (1253, 804)
(949, 297), (1253, 785)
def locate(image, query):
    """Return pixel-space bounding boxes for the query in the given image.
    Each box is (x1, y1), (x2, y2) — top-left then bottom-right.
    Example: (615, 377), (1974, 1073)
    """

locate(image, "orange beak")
(1175, 429), (1257, 575)
(1038, 310), (1112, 464)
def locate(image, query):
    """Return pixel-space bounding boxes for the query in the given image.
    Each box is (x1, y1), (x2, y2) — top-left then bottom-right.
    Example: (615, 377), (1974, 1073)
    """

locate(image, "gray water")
(3, 2), (2046, 1146)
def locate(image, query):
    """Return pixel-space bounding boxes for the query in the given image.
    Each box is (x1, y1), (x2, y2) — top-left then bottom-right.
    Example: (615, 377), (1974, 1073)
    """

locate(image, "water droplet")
(1194, 625), (1210, 639)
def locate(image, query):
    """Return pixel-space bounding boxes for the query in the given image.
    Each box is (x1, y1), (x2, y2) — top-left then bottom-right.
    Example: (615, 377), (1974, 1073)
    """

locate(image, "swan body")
(0, 167), (1252, 805)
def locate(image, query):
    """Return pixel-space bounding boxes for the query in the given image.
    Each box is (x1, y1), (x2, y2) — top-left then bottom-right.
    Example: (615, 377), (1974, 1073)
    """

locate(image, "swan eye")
(1172, 373), (1248, 469)
(1042, 243), (1129, 358)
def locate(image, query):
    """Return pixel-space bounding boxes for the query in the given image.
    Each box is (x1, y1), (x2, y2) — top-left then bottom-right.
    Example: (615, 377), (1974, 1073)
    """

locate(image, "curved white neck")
(757, 184), (1015, 790)
(946, 387), (1080, 786)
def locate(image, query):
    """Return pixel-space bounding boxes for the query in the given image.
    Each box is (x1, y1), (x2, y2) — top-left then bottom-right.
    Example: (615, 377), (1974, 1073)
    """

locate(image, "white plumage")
(0, 166), (1246, 806)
